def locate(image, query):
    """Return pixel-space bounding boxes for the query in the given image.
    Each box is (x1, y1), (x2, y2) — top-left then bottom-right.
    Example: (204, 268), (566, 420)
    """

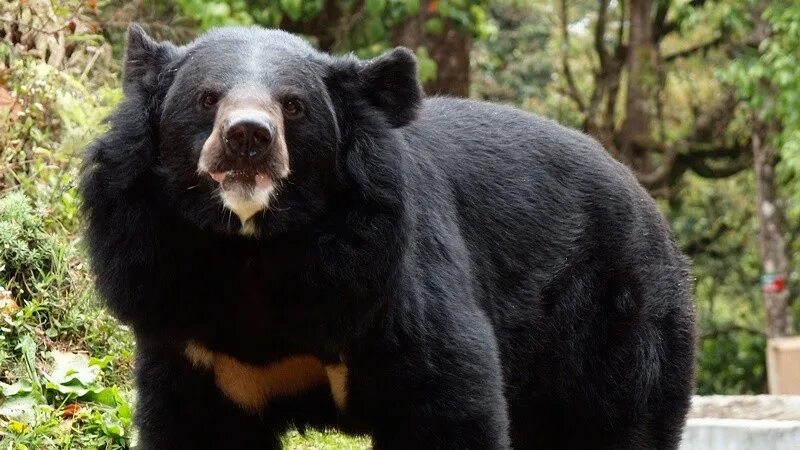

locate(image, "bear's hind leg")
(349, 314), (511, 450)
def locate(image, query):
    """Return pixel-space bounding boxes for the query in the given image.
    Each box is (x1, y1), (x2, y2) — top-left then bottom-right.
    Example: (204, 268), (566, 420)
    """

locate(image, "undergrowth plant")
(0, 3), (136, 448)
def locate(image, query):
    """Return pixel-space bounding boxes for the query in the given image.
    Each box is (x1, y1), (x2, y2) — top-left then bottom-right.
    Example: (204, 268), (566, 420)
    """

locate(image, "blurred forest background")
(0, 0), (799, 448)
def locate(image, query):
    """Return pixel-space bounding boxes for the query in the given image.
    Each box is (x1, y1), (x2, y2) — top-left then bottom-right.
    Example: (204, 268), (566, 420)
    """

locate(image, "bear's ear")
(357, 47), (423, 127)
(123, 23), (178, 95)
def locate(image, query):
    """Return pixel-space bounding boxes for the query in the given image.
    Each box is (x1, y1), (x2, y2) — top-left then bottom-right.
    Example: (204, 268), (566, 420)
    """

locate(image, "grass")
(283, 430), (371, 450)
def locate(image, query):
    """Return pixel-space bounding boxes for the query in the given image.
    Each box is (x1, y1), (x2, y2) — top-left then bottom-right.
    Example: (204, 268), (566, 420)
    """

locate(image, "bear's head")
(116, 24), (422, 236)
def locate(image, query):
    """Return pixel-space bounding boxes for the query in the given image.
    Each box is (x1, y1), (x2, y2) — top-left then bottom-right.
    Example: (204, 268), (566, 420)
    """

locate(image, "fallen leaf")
(62, 402), (80, 418)
(0, 396), (37, 422)
(48, 350), (99, 386)
(0, 88), (22, 117)
(0, 287), (19, 319)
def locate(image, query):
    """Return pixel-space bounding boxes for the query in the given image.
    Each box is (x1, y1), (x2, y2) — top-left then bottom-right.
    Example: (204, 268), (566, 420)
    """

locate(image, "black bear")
(80, 24), (696, 450)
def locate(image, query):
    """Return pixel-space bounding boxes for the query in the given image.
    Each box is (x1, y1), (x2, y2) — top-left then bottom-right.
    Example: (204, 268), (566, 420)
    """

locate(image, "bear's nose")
(222, 111), (275, 158)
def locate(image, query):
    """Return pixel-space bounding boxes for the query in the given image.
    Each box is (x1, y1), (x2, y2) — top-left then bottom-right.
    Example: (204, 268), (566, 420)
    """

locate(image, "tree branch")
(634, 138), (679, 187)
(559, 0), (586, 112)
(664, 35), (725, 62)
(594, 0), (611, 72)
(690, 91), (739, 143)
(669, 142), (752, 182)
(655, 0), (709, 43)
(682, 146), (746, 160)
(586, 0), (612, 125)
(655, 21), (679, 42)
(687, 154), (752, 178)
(616, 0), (627, 57)
(653, 0), (672, 44)
(681, 222), (730, 256)
(601, 0), (627, 136)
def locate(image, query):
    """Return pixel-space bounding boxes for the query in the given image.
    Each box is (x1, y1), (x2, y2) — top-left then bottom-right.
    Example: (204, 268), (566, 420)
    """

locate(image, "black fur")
(81, 24), (696, 450)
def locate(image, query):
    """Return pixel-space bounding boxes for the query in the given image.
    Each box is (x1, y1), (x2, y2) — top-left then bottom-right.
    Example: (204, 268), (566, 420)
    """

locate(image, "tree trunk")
(556, 0), (754, 193)
(391, 1), (470, 97)
(752, 121), (792, 338)
(618, 0), (656, 174)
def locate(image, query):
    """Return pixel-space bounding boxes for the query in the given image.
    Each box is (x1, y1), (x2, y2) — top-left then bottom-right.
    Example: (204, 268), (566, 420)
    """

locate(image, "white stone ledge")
(680, 418), (800, 449)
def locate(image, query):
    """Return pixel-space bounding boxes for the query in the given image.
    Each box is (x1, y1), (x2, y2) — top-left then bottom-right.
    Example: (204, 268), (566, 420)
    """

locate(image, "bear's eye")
(199, 91), (219, 109)
(282, 98), (305, 120)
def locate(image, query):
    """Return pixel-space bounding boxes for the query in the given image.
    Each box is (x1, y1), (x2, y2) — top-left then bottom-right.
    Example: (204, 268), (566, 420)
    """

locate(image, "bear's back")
(405, 97), (634, 200)
(398, 97), (685, 309)
(401, 97), (663, 239)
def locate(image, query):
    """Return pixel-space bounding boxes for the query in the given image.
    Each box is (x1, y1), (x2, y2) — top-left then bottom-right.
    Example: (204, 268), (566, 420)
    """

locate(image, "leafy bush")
(0, 3), (136, 447)
(0, 193), (66, 304)
(0, 58), (121, 232)
(666, 171), (773, 395)
(0, 336), (133, 450)
(696, 327), (767, 395)
(0, 190), (134, 448)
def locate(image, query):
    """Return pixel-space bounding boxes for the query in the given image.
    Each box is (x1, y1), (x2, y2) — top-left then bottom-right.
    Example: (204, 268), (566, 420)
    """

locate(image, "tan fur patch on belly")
(185, 341), (215, 368)
(214, 353), (326, 410)
(325, 363), (348, 411)
(184, 341), (348, 411)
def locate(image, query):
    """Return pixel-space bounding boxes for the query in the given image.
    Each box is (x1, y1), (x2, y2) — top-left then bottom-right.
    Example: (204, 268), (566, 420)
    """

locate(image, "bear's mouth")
(203, 169), (276, 230)
(194, 93), (291, 233)
(208, 170), (272, 191)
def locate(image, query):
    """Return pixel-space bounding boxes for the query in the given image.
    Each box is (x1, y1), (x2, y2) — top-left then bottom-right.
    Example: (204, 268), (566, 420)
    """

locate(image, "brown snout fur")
(198, 88), (290, 179)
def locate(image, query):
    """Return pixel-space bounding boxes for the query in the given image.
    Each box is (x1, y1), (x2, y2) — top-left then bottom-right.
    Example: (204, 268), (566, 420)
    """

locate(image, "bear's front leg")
(133, 342), (284, 450)
(345, 310), (511, 450)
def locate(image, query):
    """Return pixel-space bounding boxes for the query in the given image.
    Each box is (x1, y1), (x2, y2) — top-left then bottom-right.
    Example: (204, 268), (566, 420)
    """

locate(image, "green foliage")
(282, 429), (371, 449)
(697, 328), (766, 395)
(414, 47), (438, 83)
(667, 171), (770, 394)
(720, 1), (800, 179)
(725, 3), (800, 129)
(171, 0), (491, 83)
(175, 0), (257, 28)
(666, 185), (772, 392)
(723, 2), (800, 194)
(471, 0), (552, 111)
(0, 193), (66, 305)
(0, 191), (135, 448)
(0, 340), (133, 449)
(0, 57), (121, 232)
(720, 1), (800, 337)
(0, 3), (137, 447)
